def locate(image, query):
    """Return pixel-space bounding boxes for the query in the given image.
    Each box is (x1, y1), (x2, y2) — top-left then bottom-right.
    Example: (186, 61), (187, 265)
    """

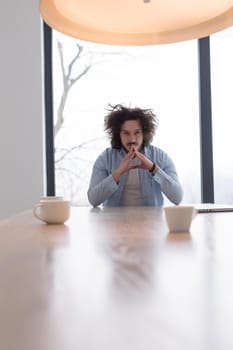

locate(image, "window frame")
(43, 24), (214, 203)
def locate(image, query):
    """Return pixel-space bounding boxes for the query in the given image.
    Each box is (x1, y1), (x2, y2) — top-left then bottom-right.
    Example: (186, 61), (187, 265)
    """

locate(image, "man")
(87, 104), (183, 207)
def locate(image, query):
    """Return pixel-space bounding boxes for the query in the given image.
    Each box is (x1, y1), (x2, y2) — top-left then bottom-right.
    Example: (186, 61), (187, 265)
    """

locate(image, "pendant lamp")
(40, 0), (233, 45)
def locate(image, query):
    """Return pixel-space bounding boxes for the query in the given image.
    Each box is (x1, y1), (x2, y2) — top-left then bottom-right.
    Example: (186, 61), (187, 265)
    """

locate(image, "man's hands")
(112, 146), (136, 183)
(112, 146), (158, 183)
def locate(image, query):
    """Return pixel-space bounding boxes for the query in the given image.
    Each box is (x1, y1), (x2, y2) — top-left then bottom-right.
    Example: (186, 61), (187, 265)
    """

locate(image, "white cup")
(33, 198), (71, 224)
(164, 205), (197, 233)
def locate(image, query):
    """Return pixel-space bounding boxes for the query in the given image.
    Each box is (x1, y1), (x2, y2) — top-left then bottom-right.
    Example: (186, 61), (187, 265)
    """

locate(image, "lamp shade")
(40, 0), (233, 45)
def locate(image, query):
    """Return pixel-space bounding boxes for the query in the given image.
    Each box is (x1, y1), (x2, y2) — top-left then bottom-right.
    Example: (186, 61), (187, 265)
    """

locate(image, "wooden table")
(0, 206), (233, 350)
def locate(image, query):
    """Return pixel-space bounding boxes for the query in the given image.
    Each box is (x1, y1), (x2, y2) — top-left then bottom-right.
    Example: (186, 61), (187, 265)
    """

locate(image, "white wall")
(0, 0), (45, 219)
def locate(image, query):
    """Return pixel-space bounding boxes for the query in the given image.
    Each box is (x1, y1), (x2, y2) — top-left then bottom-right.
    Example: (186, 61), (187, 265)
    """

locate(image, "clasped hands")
(112, 146), (157, 183)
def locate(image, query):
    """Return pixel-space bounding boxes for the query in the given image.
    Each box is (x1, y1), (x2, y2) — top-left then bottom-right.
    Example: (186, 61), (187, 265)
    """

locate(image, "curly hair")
(104, 104), (159, 149)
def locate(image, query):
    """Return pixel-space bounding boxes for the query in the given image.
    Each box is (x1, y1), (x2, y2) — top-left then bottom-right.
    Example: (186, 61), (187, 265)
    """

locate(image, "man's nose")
(129, 133), (136, 141)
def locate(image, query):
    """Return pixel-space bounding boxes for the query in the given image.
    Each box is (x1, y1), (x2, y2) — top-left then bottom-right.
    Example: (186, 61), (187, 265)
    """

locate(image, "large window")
(210, 27), (233, 204)
(52, 31), (200, 205)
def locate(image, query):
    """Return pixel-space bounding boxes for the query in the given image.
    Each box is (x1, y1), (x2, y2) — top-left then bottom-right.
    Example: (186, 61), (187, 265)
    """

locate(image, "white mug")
(33, 198), (71, 224)
(164, 205), (197, 233)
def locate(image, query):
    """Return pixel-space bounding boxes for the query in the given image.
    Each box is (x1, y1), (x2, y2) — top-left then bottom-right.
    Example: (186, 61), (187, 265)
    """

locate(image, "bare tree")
(55, 39), (120, 137)
(53, 38), (122, 203)
(55, 41), (90, 136)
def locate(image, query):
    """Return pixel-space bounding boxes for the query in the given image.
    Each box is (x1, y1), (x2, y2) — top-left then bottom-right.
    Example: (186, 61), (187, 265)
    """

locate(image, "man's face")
(120, 120), (143, 152)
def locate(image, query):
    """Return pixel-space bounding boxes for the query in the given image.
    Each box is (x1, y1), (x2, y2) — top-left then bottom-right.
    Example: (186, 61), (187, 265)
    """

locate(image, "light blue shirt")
(87, 145), (183, 207)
